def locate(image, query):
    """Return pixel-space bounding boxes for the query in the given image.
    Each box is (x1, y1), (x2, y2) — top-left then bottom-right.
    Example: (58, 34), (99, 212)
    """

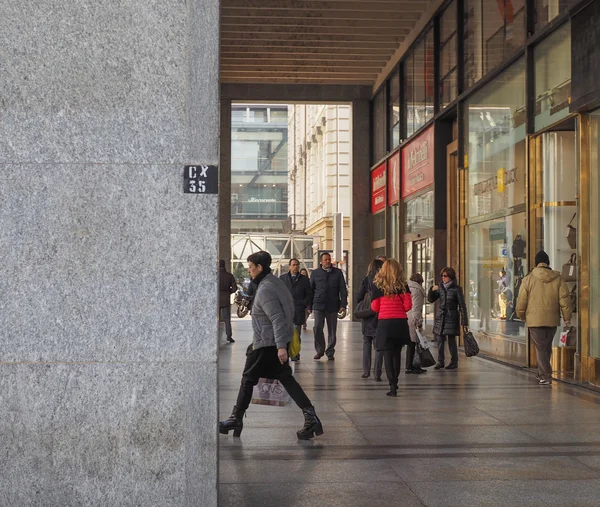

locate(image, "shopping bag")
(559, 330), (569, 348)
(251, 378), (290, 407)
(288, 328), (301, 358)
(415, 328), (432, 350)
(413, 342), (436, 369)
(463, 330), (480, 357)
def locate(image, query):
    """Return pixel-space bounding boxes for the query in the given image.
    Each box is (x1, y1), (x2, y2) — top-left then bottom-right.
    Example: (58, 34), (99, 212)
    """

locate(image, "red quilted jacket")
(371, 291), (412, 319)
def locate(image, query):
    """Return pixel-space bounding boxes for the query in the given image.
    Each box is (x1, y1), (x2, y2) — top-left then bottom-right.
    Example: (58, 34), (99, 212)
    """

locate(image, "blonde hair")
(374, 259), (408, 296)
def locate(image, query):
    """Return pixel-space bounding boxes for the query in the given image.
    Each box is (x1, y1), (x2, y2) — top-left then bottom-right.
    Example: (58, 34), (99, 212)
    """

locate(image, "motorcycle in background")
(233, 286), (252, 318)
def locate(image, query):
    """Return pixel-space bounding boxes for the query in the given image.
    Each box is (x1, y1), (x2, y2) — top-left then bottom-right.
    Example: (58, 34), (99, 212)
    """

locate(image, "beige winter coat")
(516, 264), (572, 327)
(408, 280), (426, 342)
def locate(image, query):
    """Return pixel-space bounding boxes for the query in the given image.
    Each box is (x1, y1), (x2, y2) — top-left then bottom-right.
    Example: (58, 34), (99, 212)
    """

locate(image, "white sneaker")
(539, 378), (552, 385)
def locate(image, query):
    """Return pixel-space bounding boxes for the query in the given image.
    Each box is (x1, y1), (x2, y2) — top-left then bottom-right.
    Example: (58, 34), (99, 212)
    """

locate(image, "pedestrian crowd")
(218, 248), (571, 439)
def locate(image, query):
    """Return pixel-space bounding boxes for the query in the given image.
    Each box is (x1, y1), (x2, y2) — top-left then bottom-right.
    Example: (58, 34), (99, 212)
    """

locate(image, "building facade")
(369, 0), (600, 386)
(230, 104), (289, 234)
(288, 105), (352, 263)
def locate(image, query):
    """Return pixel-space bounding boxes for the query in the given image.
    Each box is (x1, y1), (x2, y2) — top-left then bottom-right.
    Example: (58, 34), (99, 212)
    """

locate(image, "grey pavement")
(218, 318), (600, 507)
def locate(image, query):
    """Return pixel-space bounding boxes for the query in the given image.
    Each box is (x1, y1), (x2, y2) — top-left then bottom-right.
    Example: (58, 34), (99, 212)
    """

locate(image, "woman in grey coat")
(406, 273), (427, 374)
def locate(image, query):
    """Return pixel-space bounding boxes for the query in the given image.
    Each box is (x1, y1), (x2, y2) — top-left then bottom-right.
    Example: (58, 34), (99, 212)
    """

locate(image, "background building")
(288, 105), (352, 265)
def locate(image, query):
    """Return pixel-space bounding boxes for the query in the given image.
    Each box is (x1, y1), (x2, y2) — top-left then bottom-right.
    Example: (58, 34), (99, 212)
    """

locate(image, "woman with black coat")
(428, 267), (469, 370)
(356, 259), (384, 379)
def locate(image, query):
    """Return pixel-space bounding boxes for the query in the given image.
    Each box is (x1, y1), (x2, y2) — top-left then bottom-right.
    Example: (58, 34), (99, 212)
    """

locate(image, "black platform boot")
(219, 406), (244, 437)
(296, 407), (324, 440)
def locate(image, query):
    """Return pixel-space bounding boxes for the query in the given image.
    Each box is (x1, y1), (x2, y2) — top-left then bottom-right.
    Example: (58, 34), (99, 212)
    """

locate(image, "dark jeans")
(405, 341), (416, 370)
(220, 305), (232, 339)
(234, 345), (312, 415)
(362, 335), (384, 376)
(313, 310), (338, 358)
(530, 326), (557, 381)
(437, 335), (458, 365)
(384, 342), (404, 387)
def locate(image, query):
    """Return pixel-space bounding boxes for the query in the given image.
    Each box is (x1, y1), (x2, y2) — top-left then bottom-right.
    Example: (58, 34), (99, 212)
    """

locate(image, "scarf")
(443, 280), (453, 289)
(253, 267), (272, 287)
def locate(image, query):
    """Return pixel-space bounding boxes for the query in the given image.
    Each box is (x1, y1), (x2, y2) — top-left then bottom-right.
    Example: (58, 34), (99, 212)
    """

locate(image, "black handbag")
(413, 343), (436, 369)
(354, 291), (376, 319)
(566, 213), (577, 250)
(463, 330), (480, 357)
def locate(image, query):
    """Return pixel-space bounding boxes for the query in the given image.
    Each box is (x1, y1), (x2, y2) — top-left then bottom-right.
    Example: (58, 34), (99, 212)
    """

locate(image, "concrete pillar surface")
(0, 1), (219, 506)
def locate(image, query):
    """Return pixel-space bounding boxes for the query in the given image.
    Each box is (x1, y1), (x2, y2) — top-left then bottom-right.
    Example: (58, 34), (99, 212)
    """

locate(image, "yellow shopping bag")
(288, 328), (301, 358)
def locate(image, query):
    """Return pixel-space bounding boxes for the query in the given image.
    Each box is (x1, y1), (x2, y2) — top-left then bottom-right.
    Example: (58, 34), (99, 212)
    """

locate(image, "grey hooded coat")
(251, 273), (295, 350)
(407, 280), (426, 343)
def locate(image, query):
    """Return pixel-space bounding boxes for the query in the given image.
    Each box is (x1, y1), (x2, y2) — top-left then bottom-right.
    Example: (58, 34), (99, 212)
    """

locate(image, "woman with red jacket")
(370, 259), (412, 397)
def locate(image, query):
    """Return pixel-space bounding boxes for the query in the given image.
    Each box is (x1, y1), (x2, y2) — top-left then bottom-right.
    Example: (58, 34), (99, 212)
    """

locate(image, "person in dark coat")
(428, 267), (469, 369)
(280, 258), (312, 361)
(309, 252), (348, 360)
(356, 259), (384, 379)
(219, 259), (237, 343)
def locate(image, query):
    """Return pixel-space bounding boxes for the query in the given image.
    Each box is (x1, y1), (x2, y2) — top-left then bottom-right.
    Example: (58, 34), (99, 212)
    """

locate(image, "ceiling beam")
(221, 9), (423, 20)
(220, 25), (410, 36)
(221, 17), (415, 29)
(221, 40), (399, 49)
(222, 0), (429, 11)
(221, 47), (395, 56)
(221, 33), (403, 43)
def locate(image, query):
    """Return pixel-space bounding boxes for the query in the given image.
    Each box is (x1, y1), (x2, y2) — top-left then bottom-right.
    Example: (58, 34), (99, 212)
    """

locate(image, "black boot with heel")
(219, 406), (244, 437)
(297, 407), (324, 440)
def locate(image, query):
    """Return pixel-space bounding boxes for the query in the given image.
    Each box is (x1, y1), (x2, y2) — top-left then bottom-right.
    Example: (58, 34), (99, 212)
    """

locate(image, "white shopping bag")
(559, 330), (568, 348)
(416, 328), (432, 350)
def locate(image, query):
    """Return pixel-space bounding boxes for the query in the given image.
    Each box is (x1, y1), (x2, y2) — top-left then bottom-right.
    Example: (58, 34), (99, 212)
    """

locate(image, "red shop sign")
(387, 151), (400, 205)
(402, 127), (434, 199)
(371, 162), (386, 213)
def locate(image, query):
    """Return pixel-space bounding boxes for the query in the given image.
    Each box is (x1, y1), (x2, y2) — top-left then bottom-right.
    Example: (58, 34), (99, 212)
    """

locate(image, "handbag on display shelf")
(561, 254), (577, 283)
(566, 213), (577, 250)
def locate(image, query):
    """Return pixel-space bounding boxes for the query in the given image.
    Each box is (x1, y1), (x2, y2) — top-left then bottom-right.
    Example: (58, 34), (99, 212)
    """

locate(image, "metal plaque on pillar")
(184, 165), (218, 194)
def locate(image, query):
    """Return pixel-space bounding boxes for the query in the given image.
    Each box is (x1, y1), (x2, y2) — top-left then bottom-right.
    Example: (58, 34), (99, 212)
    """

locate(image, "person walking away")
(516, 251), (572, 385)
(309, 252), (348, 361)
(219, 259), (237, 343)
(406, 273), (427, 374)
(356, 259), (384, 379)
(219, 251), (323, 439)
(300, 268), (310, 330)
(370, 259), (412, 397)
(280, 258), (312, 361)
(428, 267), (469, 370)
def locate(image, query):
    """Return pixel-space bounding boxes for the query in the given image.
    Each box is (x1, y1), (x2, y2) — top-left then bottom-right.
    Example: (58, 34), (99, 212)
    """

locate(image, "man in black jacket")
(310, 252), (348, 361)
(280, 258), (312, 361)
(219, 260), (237, 343)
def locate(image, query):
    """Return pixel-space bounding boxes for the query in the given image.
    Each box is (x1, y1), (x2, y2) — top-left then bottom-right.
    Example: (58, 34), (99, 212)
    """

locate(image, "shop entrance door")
(529, 116), (579, 381)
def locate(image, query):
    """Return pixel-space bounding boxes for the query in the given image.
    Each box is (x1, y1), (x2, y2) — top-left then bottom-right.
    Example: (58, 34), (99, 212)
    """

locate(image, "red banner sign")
(387, 152), (400, 205)
(402, 126), (434, 199)
(371, 162), (386, 214)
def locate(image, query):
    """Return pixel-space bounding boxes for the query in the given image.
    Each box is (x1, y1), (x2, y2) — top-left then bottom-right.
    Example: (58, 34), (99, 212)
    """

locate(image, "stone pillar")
(219, 100), (232, 266)
(0, 1), (219, 505)
(351, 99), (372, 314)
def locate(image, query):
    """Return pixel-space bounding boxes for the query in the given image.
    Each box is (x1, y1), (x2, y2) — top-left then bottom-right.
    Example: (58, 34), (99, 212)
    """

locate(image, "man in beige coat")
(516, 251), (572, 385)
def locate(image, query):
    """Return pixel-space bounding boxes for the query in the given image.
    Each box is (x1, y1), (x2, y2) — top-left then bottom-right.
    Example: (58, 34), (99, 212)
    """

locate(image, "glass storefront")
(534, 23), (571, 131)
(405, 28), (434, 138)
(534, 0), (576, 32)
(440, 1), (458, 109)
(463, 58), (527, 364)
(464, 0), (526, 88)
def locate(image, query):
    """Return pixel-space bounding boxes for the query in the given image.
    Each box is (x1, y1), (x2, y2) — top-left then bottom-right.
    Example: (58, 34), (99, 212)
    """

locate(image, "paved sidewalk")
(219, 319), (600, 507)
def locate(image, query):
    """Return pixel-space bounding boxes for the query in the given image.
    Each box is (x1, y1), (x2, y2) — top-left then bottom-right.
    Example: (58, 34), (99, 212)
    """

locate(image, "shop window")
(373, 211), (386, 243)
(371, 88), (387, 163)
(405, 28), (434, 138)
(463, 58), (527, 363)
(388, 70), (401, 149)
(466, 213), (528, 340)
(440, 2), (458, 108)
(532, 126), (578, 351)
(534, 0), (575, 32)
(534, 23), (571, 131)
(390, 204), (399, 260)
(464, 58), (526, 220)
(464, 0), (526, 89)
(405, 190), (434, 235)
